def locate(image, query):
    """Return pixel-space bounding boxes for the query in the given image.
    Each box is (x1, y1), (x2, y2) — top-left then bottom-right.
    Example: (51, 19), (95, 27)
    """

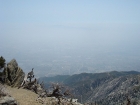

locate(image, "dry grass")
(7, 86), (43, 105)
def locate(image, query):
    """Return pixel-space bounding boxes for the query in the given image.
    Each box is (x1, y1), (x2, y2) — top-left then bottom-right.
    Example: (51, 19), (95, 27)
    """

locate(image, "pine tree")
(0, 56), (6, 70)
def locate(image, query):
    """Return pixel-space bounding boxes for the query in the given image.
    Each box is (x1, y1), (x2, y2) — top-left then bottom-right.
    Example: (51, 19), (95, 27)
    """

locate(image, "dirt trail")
(7, 86), (43, 105)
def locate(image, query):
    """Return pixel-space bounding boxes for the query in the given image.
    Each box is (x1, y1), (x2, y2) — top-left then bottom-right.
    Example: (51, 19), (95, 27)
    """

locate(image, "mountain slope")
(94, 75), (140, 105)
(39, 71), (140, 104)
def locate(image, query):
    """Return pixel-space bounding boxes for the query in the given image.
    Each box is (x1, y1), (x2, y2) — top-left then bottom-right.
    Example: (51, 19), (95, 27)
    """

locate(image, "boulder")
(0, 96), (18, 105)
(3, 59), (25, 87)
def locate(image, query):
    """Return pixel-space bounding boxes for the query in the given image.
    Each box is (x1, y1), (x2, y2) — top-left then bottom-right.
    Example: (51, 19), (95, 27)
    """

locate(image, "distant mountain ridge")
(39, 70), (140, 86)
(39, 71), (140, 104)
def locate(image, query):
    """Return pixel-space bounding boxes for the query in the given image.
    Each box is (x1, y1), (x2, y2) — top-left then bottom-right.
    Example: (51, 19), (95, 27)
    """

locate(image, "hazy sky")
(0, 1), (140, 74)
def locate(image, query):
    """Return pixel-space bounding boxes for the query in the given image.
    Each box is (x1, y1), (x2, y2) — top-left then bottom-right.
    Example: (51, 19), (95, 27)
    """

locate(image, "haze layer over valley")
(1, 1), (140, 77)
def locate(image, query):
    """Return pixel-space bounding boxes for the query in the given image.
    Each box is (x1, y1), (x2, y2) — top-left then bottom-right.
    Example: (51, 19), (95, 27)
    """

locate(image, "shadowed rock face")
(4, 59), (25, 87)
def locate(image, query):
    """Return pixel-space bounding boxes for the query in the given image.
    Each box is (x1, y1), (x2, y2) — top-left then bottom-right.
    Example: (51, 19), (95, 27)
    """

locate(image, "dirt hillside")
(7, 86), (43, 105)
(6, 86), (82, 105)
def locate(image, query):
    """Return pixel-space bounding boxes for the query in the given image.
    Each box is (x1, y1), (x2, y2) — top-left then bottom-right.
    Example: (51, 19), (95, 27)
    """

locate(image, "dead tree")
(48, 83), (73, 104)
(63, 88), (72, 97)
(46, 83), (63, 104)
(23, 78), (37, 90)
(18, 74), (28, 89)
(36, 89), (48, 104)
(40, 81), (45, 89)
(18, 69), (34, 89)
(27, 68), (34, 82)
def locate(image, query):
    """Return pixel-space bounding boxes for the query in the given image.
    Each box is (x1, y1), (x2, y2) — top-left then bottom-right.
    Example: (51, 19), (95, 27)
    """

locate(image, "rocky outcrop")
(3, 59), (25, 87)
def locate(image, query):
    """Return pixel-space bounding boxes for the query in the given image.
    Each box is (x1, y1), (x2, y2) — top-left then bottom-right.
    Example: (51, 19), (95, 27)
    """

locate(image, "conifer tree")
(0, 56), (5, 70)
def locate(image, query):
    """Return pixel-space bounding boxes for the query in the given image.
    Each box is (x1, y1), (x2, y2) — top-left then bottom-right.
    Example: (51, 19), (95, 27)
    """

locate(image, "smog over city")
(1, 0), (140, 77)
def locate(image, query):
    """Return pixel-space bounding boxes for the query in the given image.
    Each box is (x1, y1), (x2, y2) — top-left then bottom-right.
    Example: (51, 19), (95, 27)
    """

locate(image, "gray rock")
(0, 96), (18, 105)
(3, 59), (25, 87)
